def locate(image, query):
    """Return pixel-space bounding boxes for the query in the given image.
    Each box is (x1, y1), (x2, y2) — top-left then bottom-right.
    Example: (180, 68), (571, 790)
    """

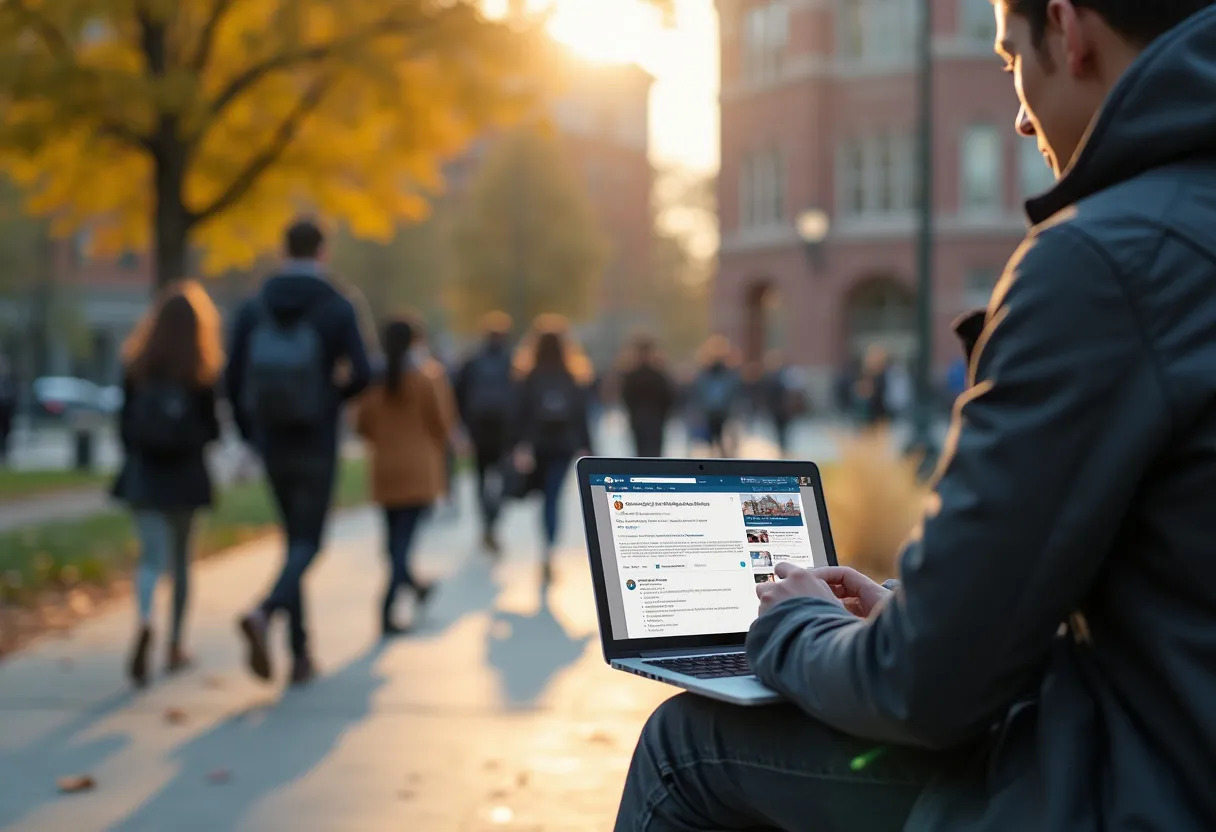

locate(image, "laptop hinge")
(635, 645), (746, 659)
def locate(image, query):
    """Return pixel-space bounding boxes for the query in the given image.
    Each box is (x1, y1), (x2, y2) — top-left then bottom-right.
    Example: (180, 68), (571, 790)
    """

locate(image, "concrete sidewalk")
(0, 472), (671, 832)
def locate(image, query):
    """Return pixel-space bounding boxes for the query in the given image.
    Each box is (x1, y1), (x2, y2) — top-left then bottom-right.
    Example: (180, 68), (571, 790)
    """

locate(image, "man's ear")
(1047, 0), (1092, 77)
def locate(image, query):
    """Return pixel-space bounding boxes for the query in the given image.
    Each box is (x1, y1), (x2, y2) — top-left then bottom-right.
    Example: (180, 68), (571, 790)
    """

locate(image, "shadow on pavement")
(0, 690), (137, 829)
(109, 644), (388, 831)
(485, 581), (591, 708)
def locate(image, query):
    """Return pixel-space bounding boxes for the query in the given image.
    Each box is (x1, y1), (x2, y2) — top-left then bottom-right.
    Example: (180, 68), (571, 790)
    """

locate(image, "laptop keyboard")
(644, 653), (751, 679)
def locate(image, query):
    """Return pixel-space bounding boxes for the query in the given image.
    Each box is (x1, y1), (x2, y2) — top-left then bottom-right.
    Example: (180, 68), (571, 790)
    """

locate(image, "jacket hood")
(1028, 5), (1216, 224)
(259, 272), (339, 321)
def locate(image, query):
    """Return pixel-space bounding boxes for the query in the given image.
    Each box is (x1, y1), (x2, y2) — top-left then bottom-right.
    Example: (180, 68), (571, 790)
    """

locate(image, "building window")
(1018, 138), (1056, 198)
(837, 133), (915, 217)
(964, 267), (1001, 310)
(960, 0), (997, 43)
(743, 1), (788, 83)
(740, 148), (786, 228)
(961, 124), (1003, 212)
(839, 0), (917, 64)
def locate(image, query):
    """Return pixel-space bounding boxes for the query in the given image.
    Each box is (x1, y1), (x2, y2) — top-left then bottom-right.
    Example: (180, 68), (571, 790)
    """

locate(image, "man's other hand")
(757, 564), (892, 618)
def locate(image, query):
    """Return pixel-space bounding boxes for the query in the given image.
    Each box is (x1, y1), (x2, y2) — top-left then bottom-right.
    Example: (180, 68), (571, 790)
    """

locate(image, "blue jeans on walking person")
(260, 453), (336, 659)
(382, 505), (428, 626)
(537, 453), (572, 549)
(133, 508), (195, 646)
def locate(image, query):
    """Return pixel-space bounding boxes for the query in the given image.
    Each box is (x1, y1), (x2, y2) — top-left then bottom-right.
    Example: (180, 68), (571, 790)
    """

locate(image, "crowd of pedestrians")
(107, 216), (823, 689)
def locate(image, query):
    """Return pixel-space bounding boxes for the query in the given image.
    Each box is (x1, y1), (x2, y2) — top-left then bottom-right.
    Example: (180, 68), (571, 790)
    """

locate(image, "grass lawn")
(0, 459), (368, 604)
(0, 469), (111, 501)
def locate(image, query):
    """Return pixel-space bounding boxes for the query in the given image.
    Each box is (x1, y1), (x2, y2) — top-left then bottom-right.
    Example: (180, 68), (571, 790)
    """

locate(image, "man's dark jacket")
(225, 271), (371, 460)
(747, 7), (1216, 830)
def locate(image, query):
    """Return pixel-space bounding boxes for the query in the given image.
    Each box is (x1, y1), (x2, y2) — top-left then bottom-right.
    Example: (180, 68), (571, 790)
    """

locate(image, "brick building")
(714, 0), (1056, 399)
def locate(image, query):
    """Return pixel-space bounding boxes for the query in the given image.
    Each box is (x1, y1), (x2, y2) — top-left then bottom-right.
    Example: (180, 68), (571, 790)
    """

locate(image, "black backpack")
(533, 374), (576, 428)
(243, 304), (327, 428)
(127, 383), (200, 457)
(464, 351), (514, 423)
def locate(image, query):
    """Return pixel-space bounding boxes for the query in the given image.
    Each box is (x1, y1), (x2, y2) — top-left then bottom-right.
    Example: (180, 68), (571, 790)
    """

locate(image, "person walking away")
(884, 357), (914, 423)
(356, 316), (455, 637)
(620, 336), (675, 458)
(762, 352), (806, 455)
(693, 336), (742, 458)
(0, 356), (16, 466)
(226, 218), (371, 686)
(112, 281), (223, 687)
(854, 344), (891, 429)
(455, 311), (515, 555)
(510, 315), (593, 583)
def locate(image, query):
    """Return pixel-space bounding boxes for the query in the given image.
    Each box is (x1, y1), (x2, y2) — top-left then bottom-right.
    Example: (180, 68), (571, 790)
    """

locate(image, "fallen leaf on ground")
(586, 730), (615, 746)
(489, 788), (509, 800)
(483, 758), (502, 771)
(164, 708), (188, 725)
(516, 771), (530, 788)
(57, 775), (95, 793)
(398, 789), (416, 801)
(206, 769), (231, 784)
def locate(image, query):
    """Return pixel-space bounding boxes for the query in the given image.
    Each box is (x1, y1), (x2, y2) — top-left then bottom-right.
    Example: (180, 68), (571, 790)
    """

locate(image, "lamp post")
(909, 0), (939, 474)
(796, 207), (831, 272)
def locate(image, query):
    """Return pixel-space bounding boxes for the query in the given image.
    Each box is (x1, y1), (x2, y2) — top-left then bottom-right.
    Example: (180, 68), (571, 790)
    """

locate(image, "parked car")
(32, 377), (120, 421)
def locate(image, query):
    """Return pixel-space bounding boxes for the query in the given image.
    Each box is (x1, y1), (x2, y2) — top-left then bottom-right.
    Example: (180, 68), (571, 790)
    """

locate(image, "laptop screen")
(587, 473), (831, 641)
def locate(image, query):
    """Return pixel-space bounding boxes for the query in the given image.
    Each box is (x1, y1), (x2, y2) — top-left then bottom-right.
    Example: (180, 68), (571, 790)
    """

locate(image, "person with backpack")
(692, 336), (742, 458)
(355, 315), (455, 636)
(509, 315), (593, 583)
(226, 218), (371, 686)
(454, 311), (516, 555)
(619, 335), (675, 458)
(112, 281), (223, 687)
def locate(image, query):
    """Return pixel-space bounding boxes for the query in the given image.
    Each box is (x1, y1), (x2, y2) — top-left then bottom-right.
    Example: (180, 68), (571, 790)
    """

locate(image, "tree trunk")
(152, 134), (190, 290)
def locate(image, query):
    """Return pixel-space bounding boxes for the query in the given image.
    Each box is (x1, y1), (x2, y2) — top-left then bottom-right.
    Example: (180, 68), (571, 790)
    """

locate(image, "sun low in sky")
(483, 0), (720, 173)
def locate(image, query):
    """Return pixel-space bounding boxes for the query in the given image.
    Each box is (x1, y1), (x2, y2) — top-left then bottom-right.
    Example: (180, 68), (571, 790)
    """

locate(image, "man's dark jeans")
(260, 452), (336, 658)
(471, 419), (508, 534)
(616, 694), (965, 832)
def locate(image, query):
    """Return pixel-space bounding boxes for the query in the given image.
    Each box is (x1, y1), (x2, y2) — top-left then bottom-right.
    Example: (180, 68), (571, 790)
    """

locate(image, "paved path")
(0, 471), (673, 832)
(0, 414), (945, 830)
(0, 489), (115, 534)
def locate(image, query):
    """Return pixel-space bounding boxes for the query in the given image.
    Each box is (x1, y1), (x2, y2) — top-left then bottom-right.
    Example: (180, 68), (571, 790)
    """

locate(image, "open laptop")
(577, 457), (839, 706)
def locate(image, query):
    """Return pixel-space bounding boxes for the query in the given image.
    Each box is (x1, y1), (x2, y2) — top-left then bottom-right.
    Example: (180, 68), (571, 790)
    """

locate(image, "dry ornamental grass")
(824, 427), (930, 582)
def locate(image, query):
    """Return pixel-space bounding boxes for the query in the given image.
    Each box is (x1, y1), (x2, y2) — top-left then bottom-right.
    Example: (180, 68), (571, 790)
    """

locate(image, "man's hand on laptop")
(757, 564), (891, 618)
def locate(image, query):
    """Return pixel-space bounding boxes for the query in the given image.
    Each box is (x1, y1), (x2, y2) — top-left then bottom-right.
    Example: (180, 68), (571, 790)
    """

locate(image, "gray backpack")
(243, 303), (326, 427)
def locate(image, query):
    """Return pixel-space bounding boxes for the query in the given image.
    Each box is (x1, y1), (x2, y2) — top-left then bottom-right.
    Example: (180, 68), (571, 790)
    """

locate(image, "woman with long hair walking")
(511, 315), (593, 582)
(355, 315), (456, 636)
(113, 281), (223, 687)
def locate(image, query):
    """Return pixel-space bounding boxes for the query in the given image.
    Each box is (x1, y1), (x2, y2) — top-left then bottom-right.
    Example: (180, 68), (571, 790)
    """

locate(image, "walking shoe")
(381, 620), (412, 639)
(165, 645), (193, 674)
(128, 625), (152, 688)
(415, 581), (436, 609)
(290, 654), (317, 686)
(237, 612), (272, 682)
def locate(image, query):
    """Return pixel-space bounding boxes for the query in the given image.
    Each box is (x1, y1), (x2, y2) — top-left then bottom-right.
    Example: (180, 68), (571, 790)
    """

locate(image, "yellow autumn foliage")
(0, 0), (554, 283)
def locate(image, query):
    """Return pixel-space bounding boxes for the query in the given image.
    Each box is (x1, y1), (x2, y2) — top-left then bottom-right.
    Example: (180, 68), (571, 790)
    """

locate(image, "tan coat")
(355, 359), (455, 508)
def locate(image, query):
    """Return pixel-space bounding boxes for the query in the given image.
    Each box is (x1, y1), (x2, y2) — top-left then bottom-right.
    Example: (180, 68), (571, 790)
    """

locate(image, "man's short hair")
(481, 310), (513, 336)
(1006, 0), (1214, 46)
(285, 219), (325, 259)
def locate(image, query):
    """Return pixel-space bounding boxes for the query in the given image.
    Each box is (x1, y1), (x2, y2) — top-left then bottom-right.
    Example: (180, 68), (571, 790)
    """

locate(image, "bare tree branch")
(191, 73), (335, 225)
(190, 0), (235, 73)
